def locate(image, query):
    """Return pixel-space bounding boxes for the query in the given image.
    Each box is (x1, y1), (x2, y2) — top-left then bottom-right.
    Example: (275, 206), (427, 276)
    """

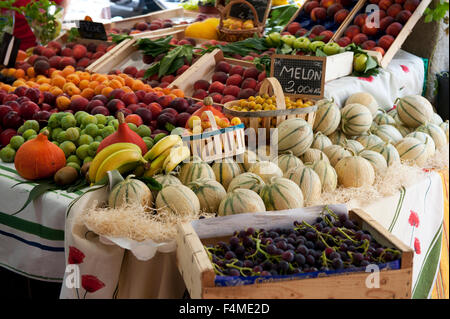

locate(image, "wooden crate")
(176, 208), (414, 299)
(331, 0), (432, 68)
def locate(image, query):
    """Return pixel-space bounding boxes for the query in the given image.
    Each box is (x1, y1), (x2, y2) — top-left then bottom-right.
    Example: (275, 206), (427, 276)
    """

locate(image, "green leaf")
(315, 48), (328, 57)
(11, 182), (57, 216)
(138, 177), (162, 191)
(165, 122), (176, 132)
(110, 33), (132, 44)
(158, 46), (183, 77)
(280, 43), (293, 54)
(364, 55), (378, 72)
(166, 57), (185, 76)
(143, 62), (160, 79)
(424, 14), (433, 23)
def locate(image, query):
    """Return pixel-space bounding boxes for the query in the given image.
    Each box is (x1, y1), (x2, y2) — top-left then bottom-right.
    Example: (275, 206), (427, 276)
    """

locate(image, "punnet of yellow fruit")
(242, 20), (254, 29)
(230, 94), (314, 112)
(185, 18), (219, 40)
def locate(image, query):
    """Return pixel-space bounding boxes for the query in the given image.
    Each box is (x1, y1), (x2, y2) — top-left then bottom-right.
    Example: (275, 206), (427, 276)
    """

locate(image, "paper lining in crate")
(176, 205), (414, 299)
(181, 110), (246, 162)
(223, 77), (317, 141)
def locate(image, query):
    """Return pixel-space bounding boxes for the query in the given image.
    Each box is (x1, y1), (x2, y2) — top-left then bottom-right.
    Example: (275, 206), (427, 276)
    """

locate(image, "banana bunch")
(88, 143), (147, 184)
(143, 135), (190, 177)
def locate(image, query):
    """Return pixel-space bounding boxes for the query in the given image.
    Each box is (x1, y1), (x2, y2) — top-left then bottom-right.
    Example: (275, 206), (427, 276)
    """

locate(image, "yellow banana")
(143, 135), (181, 161)
(95, 149), (145, 183)
(163, 144), (190, 173)
(89, 143), (141, 183)
(143, 147), (172, 177)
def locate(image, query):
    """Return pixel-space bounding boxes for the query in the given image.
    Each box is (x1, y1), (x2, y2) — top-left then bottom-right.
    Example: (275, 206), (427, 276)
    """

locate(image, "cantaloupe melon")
(440, 120), (449, 142)
(339, 139), (364, 154)
(273, 118), (313, 156)
(345, 92), (379, 116)
(406, 131), (435, 158)
(300, 148), (330, 165)
(313, 99), (341, 135)
(327, 130), (347, 145)
(211, 158), (242, 189)
(284, 166), (321, 204)
(374, 109), (396, 126)
(340, 103), (372, 136)
(152, 173), (182, 199)
(109, 175), (153, 209)
(260, 177), (304, 211)
(227, 172), (265, 193)
(274, 151), (303, 174)
(218, 188), (266, 216)
(372, 124), (403, 144)
(311, 132), (333, 151)
(335, 155), (375, 188)
(187, 178), (227, 214)
(395, 123), (413, 137)
(236, 149), (259, 172)
(312, 160), (337, 192)
(368, 142), (401, 167)
(356, 133), (384, 149)
(358, 149), (388, 173)
(179, 158), (216, 185)
(431, 113), (443, 126)
(248, 161), (283, 183)
(416, 122), (447, 150)
(323, 145), (352, 167)
(156, 184), (200, 215)
(395, 137), (428, 166)
(397, 95), (434, 128)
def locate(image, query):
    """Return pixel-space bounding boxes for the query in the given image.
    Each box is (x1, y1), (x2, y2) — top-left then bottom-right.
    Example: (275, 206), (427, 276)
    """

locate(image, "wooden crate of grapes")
(176, 208), (414, 299)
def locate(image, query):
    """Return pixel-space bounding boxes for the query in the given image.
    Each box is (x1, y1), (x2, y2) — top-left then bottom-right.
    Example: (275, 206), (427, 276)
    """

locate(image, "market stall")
(0, 0), (448, 300)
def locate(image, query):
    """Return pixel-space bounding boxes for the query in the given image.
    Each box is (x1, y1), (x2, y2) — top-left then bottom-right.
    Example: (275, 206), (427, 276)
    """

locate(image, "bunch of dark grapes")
(205, 207), (402, 277)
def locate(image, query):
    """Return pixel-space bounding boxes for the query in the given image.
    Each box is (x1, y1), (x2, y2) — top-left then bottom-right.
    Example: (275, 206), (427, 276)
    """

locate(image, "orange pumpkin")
(14, 131), (66, 180)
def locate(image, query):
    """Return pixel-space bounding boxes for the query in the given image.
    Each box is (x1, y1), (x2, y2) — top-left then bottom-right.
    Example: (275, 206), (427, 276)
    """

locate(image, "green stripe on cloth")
(0, 163), (20, 175)
(421, 58), (429, 96)
(389, 186), (406, 232)
(0, 212), (64, 241)
(412, 224), (443, 299)
(0, 262), (63, 282)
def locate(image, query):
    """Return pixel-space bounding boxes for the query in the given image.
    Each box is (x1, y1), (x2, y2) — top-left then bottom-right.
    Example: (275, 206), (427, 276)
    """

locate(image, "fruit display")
(335, 0), (421, 55)
(222, 17), (255, 30)
(205, 207), (402, 278)
(228, 94), (315, 112)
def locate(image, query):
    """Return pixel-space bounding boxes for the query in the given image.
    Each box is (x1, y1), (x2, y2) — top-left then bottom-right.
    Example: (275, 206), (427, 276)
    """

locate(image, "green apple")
(265, 32), (281, 47)
(293, 37), (311, 50)
(322, 42), (342, 56)
(308, 40), (325, 53)
(353, 53), (368, 72)
(281, 34), (296, 47)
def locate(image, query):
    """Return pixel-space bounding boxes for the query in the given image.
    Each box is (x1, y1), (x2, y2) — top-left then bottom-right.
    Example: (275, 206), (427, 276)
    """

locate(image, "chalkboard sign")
(77, 20), (107, 41)
(270, 54), (326, 99)
(228, 0), (270, 24)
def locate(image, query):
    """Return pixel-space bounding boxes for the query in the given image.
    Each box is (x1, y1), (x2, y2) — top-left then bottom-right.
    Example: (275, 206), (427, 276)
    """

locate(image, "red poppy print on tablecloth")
(82, 275), (105, 293)
(400, 65), (410, 73)
(68, 246), (85, 264)
(408, 210), (420, 228)
(358, 76), (374, 82)
(414, 237), (421, 254)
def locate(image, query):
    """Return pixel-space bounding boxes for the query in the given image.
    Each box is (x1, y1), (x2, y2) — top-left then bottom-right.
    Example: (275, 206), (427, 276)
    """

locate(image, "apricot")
(304, 1), (320, 14)
(354, 14), (367, 28)
(352, 33), (369, 45)
(377, 35), (395, 51)
(311, 7), (327, 21)
(80, 88), (95, 100)
(327, 3), (343, 18)
(56, 95), (71, 110)
(362, 23), (378, 36)
(320, 0), (335, 9)
(372, 46), (385, 56)
(287, 22), (302, 35)
(378, 0), (393, 11)
(344, 25), (360, 39)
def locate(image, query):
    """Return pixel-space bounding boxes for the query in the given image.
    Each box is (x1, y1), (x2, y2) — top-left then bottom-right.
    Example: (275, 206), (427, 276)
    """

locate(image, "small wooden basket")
(223, 77), (317, 141)
(217, 0), (263, 42)
(182, 111), (246, 162)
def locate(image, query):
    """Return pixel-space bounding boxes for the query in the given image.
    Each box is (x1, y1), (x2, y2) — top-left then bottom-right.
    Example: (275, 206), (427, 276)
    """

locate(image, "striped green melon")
(358, 149), (387, 173)
(327, 130), (347, 145)
(152, 173), (182, 199)
(312, 160), (337, 192)
(273, 151), (303, 174)
(395, 137), (428, 166)
(345, 92), (379, 116)
(260, 177), (304, 211)
(387, 107), (397, 118)
(340, 103), (372, 136)
(406, 131), (435, 158)
(392, 110), (405, 125)
(236, 149), (260, 172)
(368, 142), (401, 166)
(335, 155), (375, 188)
(374, 109), (396, 126)
(108, 175), (153, 209)
(179, 158), (216, 185)
(397, 95), (434, 128)
(211, 158), (242, 189)
(218, 188), (266, 216)
(274, 118), (313, 156)
(311, 132), (333, 151)
(187, 178), (227, 214)
(248, 160), (283, 183)
(227, 172), (265, 193)
(300, 148), (330, 165)
(416, 122), (447, 150)
(431, 113), (443, 125)
(394, 123), (413, 137)
(440, 120), (449, 142)
(284, 166), (321, 204)
(323, 145), (352, 167)
(339, 139), (364, 154)
(313, 99), (341, 135)
(156, 184), (200, 215)
(356, 133), (384, 149)
(372, 124), (403, 144)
